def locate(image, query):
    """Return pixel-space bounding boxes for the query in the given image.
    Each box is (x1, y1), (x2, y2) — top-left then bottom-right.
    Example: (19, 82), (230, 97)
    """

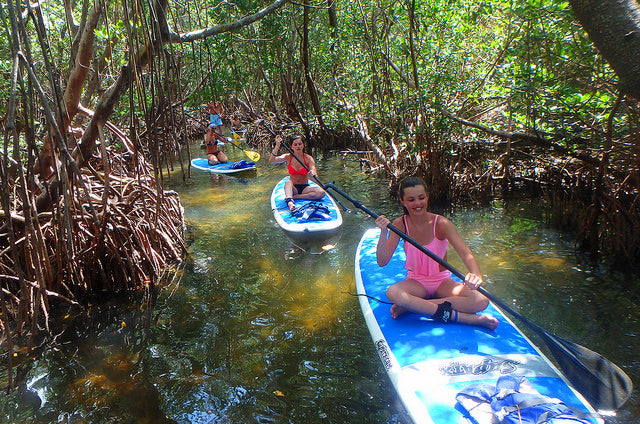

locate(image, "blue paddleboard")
(270, 177), (342, 252)
(270, 176), (342, 235)
(191, 158), (256, 174)
(355, 228), (601, 424)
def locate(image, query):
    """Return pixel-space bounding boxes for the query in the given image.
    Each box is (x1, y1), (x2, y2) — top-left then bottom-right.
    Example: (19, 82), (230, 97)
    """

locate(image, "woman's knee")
(312, 188), (325, 199)
(471, 291), (489, 312)
(386, 284), (405, 304)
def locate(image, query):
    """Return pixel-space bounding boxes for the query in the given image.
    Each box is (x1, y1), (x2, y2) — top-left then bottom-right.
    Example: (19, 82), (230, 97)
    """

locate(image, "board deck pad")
(355, 228), (601, 424)
(270, 176), (342, 234)
(191, 158), (256, 174)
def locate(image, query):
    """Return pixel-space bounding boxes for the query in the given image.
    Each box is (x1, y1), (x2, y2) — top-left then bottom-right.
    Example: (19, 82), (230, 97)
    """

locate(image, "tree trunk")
(302, 0), (326, 129)
(569, 0), (640, 100)
(64, 0), (106, 120)
(80, 37), (117, 108)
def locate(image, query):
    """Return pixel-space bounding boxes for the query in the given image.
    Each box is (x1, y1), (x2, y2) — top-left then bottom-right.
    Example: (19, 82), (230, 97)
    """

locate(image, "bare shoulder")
(434, 215), (457, 238)
(391, 216), (405, 231)
(435, 214), (453, 226)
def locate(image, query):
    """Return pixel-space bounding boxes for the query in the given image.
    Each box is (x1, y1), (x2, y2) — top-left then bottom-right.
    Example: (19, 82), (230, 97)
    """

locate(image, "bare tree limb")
(169, 0), (290, 43)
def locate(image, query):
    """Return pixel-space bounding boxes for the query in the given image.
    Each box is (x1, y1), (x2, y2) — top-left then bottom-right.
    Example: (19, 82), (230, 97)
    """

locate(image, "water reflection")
(1, 147), (639, 423)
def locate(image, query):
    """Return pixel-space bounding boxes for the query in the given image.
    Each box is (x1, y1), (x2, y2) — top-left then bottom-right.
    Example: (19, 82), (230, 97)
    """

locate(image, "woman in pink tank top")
(375, 177), (498, 330)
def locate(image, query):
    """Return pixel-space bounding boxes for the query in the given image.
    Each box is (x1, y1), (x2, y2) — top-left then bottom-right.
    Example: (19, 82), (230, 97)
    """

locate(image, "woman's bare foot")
(477, 314), (499, 330)
(390, 304), (408, 319)
(390, 303), (499, 330)
(458, 313), (499, 330)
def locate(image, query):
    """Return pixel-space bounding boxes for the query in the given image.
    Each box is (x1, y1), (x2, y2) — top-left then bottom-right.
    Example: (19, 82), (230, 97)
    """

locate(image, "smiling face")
(400, 184), (429, 216)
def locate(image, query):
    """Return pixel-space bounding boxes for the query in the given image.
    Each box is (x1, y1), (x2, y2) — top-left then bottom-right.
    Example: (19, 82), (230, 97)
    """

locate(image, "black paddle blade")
(538, 331), (633, 410)
(478, 288), (633, 411)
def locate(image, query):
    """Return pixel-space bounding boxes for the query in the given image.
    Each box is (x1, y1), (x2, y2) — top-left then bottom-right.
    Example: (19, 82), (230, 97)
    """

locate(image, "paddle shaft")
(225, 138), (259, 159)
(207, 128), (259, 161)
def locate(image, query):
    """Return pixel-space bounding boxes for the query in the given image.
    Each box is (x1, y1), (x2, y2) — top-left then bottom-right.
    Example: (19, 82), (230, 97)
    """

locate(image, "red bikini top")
(288, 155), (309, 176)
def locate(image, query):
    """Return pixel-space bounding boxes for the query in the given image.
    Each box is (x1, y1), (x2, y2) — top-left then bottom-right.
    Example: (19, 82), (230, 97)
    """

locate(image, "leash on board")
(343, 291), (393, 305)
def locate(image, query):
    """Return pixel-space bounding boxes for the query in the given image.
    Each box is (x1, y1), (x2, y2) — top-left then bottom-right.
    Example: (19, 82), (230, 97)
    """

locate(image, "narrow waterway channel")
(2, 143), (639, 423)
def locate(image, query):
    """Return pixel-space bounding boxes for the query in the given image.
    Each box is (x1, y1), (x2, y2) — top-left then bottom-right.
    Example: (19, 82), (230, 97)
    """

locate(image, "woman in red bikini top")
(269, 134), (325, 211)
(204, 124), (228, 165)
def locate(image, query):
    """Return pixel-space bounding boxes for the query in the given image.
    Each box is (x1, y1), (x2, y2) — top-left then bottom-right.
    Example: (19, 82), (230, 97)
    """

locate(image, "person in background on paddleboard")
(207, 101), (224, 135)
(269, 134), (325, 211)
(205, 124), (228, 165)
(375, 177), (498, 330)
(230, 114), (244, 132)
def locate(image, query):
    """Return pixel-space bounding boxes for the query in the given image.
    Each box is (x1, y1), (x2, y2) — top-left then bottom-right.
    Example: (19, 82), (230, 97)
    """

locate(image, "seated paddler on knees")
(205, 124), (228, 165)
(269, 134), (325, 211)
(374, 176), (498, 330)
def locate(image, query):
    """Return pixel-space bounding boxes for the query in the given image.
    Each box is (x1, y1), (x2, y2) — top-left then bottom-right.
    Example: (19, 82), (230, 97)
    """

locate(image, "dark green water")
(1, 144), (639, 423)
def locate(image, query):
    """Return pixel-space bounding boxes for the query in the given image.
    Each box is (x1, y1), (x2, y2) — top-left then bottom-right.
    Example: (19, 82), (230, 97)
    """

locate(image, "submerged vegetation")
(0, 0), (639, 390)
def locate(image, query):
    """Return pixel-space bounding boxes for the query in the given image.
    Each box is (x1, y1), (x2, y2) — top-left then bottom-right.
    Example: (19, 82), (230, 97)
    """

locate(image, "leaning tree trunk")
(302, 0), (326, 129)
(569, 0), (640, 100)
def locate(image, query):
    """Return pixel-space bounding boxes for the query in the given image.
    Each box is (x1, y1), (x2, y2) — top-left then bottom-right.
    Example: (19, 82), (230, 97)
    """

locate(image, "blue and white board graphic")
(270, 176), (342, 235)
(191, 158), (256, 174)
(355, 228), (601, 424)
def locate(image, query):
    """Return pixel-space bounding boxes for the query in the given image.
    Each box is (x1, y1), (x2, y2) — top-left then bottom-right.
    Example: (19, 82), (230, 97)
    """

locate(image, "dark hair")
(289, 135), (304, 143)
(398, 177), (429, 214)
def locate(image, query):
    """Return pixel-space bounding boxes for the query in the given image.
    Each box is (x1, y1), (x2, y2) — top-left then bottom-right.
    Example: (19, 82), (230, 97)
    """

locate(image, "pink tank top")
(403, 215), (450, 277)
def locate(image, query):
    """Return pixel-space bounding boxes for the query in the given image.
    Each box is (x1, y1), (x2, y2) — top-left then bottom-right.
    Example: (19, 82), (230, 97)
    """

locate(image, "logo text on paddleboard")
(440, 358), (520, 376)
(375, 339), (392, 370)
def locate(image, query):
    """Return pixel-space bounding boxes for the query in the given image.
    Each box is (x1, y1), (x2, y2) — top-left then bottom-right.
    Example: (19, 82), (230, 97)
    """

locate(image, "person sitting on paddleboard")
(230, 114), (244, 132)
(269, 134), (325, 211)
(205, 124), (228, 165)
(374, 177), (498, 330)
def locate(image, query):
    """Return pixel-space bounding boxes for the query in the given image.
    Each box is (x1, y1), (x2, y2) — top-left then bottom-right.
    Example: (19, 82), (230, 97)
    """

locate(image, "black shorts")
(293, 183), (309, 194)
